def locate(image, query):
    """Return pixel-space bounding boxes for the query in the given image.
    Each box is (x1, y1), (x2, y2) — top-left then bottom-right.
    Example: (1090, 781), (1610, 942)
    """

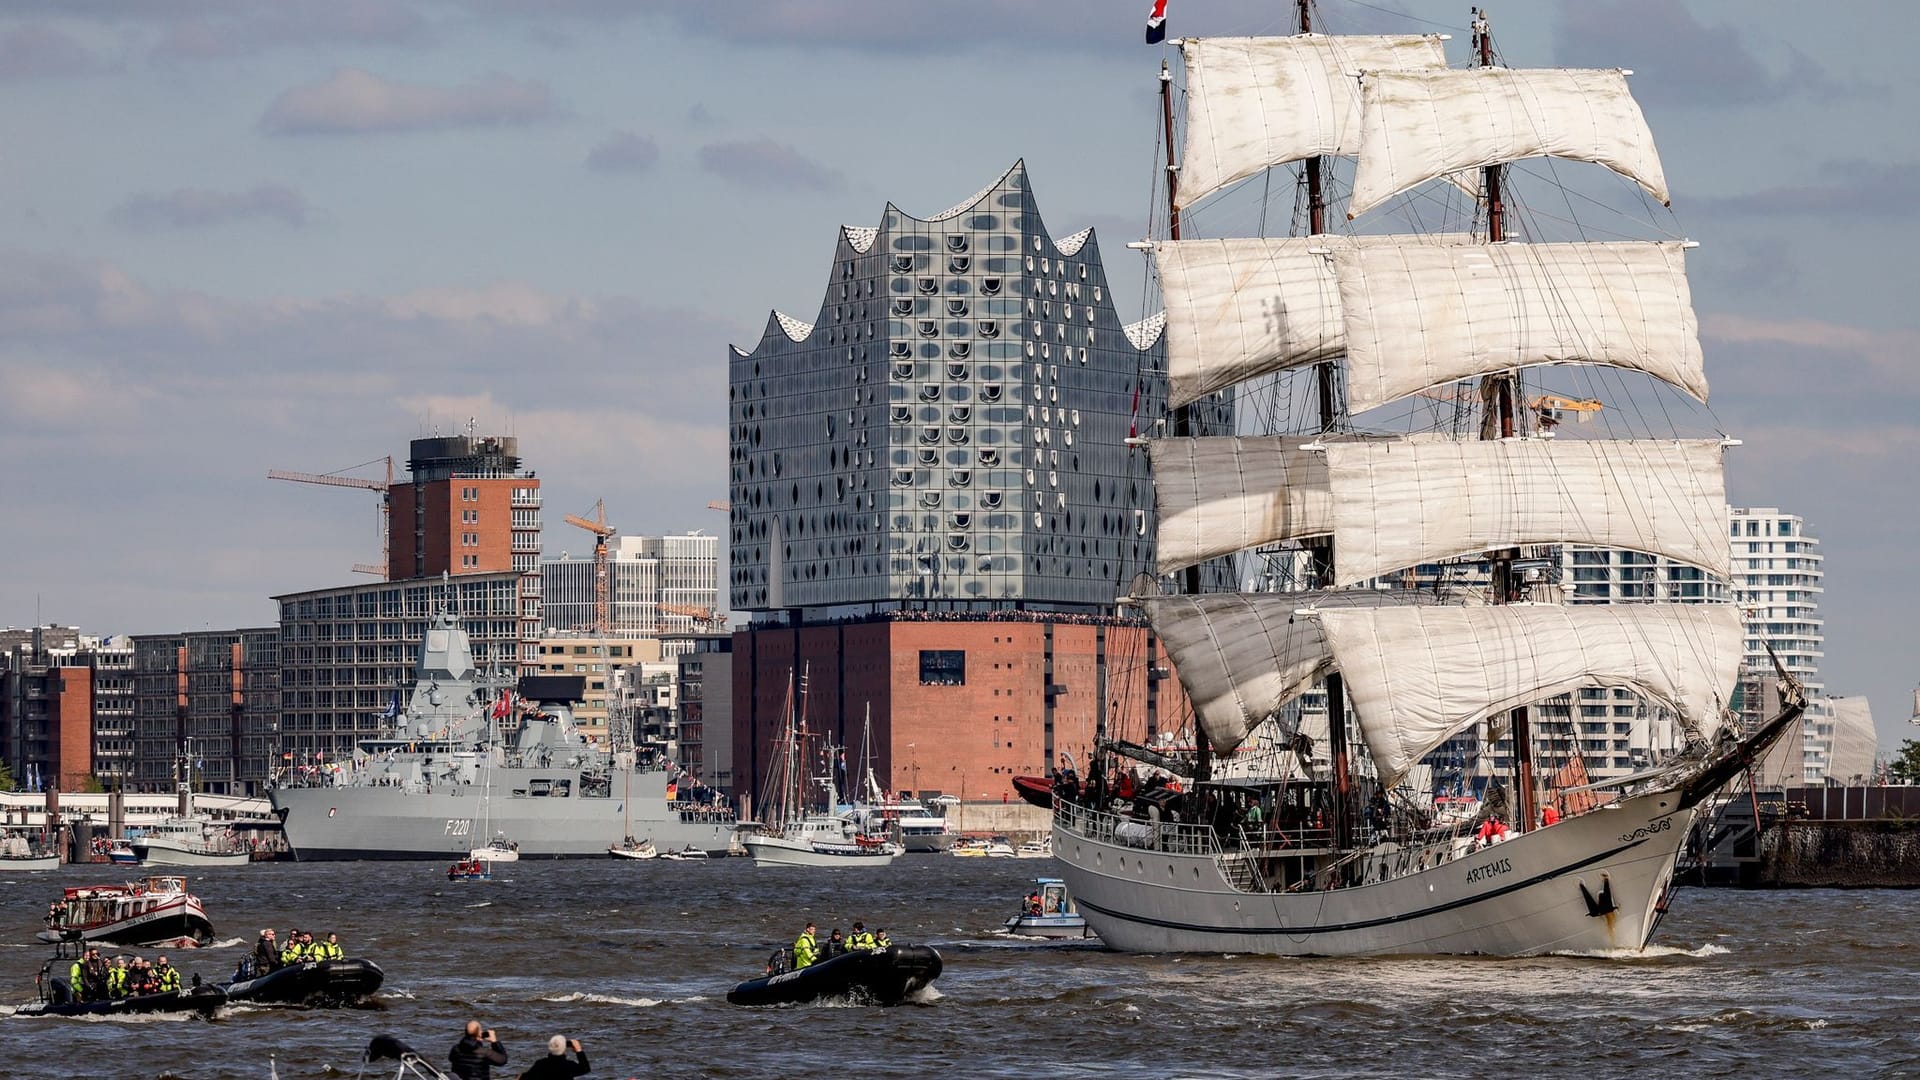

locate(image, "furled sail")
(1156, 233), (1469, 410)
(1347, 67), (1669, 219)
(1176, 34), (1450, 211)
(1145, 591), (1435, 755)
(1315, 603), (1744, 787)
(1336, 241), (1706, 414)
(1325, 438), (1732, 585)
(1152, 436), (1332, 576)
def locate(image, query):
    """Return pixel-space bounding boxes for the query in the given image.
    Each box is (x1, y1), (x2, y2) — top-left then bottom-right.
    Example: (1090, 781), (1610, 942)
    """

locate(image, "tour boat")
(36, 876), (216, 948)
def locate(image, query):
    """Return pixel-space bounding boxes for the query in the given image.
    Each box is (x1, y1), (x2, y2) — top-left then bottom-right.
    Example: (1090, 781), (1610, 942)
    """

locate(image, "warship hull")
(271, 771), (737, 861)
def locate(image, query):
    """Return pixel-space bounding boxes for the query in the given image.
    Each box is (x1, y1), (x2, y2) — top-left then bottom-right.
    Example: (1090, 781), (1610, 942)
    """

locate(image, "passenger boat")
(36, 876), (215, 947)
(1004, 878), (1095, 940)
(607, 838), (657, 860)
(221, 956), (386, 1006)
(659, 844), (711, 861)
(133, 817), (250, 867)
(727, 944), (943, 1007)
(0, 832), (58, 871)
(446, 858), (491, 881)
(742, 669), (900, 868)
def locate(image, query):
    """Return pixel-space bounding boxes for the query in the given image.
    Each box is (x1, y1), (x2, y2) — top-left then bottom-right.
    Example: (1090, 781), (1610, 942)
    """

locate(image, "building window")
(919, 650), (965, 686)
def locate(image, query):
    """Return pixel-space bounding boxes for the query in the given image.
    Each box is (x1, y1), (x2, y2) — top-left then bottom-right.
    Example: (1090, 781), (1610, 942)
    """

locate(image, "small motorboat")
(446, 858), (491, 881)
(1004, 877), (1096, 940)
(727, 944), (943, 1007)
(659, 845), (711, 861)
(608, 838), (658, 860)
(36, 876), (215, 947)
(0, 833), (58, 871)
(106, 841), (141, 866)
(1014, 837), (1053, 859)
(15, 942), (226, 1018)
(221, 956), (385, 1006)
(1011, 775), (1055, 808)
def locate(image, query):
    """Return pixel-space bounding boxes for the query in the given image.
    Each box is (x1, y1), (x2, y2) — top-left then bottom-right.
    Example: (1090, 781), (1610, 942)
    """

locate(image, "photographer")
(450, 1020), (509, 1080)
(518, 1035), (591, 1079)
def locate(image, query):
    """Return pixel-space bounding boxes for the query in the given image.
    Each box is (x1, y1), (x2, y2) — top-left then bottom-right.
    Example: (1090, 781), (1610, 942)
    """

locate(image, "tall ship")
(1053, 6), (1804, 956)
(269, 610), (738, 859)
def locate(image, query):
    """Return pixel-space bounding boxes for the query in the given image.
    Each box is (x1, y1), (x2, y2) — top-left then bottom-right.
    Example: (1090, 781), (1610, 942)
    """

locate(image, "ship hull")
(133, 841), (250, 867)
(270, 774), (738, 861)
(1054, 787), (1696, 957)
(743, 833), (899, 868)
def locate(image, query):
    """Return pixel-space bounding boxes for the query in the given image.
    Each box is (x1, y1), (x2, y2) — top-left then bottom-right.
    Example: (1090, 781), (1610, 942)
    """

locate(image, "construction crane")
(707, 500), (730, 512)
(660, 603), (727, 633)
(268, 456), (393, 579)
(1529, 394), (1604, 428)
(564, 499), (616, 636)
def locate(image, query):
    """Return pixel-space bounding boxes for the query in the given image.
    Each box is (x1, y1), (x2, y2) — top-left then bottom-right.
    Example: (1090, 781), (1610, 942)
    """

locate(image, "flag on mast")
(1145, 0), (1170, 44)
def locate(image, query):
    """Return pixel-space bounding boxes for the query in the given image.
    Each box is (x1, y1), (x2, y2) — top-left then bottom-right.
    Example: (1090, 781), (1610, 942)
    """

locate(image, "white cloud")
(261, 68), (554, 135)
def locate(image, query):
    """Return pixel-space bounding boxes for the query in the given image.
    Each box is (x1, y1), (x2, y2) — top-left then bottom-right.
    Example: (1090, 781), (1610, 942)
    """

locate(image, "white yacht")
(133, 818), (250, 867)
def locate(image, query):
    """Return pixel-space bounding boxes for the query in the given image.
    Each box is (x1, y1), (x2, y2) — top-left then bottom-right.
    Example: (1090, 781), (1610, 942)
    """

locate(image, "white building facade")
(541, 532), (722, 644)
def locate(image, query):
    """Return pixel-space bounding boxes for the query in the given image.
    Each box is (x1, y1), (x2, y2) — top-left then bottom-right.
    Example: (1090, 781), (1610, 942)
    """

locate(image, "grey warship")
(269, 611), (737, 860)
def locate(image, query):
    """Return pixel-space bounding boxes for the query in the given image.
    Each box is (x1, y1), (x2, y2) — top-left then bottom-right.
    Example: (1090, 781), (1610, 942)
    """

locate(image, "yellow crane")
(660, 603), (726, 633)
(1529, 395), (1604, 428)
(267, 456), (393, 578)
(564, 500), (616, 636)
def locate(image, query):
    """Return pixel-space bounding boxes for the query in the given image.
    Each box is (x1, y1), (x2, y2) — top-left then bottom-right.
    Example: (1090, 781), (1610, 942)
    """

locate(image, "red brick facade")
(47, 666), (93, 792)
(731, 619), (1189, 805)
(389, 476), (528, 578)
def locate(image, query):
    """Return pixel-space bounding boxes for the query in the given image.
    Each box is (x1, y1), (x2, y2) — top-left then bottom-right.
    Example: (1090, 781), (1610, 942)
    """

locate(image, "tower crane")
(660, 603), (727, 633)
(564, 499), (616, 636)
(267, 456), (393, 578)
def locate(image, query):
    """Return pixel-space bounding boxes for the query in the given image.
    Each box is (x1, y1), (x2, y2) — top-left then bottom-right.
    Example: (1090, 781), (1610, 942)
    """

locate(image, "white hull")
(744, 833), (899, 868)
(470, 847), (519, 863)
(134, 840), (250, 867)
(1054, 787), (1696, 957)
(608, 845), (657, 861)
(0, 854), (59, 871)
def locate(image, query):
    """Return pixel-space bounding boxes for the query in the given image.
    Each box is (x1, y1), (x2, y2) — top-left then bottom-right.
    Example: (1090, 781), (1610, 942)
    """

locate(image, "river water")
(0, 857), (1914, 1079)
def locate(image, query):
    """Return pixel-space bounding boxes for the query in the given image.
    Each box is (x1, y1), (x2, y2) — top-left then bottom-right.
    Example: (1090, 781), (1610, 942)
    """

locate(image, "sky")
(1, 0), (1915, 753)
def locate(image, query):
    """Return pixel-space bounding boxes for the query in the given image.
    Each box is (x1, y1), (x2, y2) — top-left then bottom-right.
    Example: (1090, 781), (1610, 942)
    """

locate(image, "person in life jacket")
(849, 922), (877, 951)
(314, 932), (345, 960)
(67, 954), (88, 1003)
(873, 928), (892, 950)
(792, 922), (818, 968)
(281, 931), (308, 966)
(153, 956), (182, 993)
(823, 928), (847, 960)
(106, 956), (129, 998)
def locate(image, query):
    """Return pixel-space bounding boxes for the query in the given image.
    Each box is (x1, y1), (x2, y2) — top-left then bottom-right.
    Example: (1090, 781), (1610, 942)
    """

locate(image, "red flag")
(1145, 0), (1169, 44)
(491, 691), (510, 719)
(1127, 381), (1142, 440)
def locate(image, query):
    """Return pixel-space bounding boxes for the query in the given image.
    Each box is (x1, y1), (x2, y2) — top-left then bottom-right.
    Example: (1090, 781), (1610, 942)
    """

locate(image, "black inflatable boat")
(727, 944), (943, 1007)
(14, 984), (227, 1018)
(221, 957), (386, 1006)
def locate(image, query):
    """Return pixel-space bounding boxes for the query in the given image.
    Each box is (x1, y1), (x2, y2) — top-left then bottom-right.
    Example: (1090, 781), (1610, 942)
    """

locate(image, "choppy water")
(0, 858), (1915, 1079)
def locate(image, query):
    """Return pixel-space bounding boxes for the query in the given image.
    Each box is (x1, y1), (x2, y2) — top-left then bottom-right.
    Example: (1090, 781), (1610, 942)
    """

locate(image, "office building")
(541, 532), (722, 644)
(129, 629), (279, 796)
(387, 433), (543, 645)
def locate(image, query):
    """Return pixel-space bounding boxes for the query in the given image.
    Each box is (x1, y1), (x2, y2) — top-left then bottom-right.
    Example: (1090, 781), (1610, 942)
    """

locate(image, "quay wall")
(1759, 820), (1920, 888)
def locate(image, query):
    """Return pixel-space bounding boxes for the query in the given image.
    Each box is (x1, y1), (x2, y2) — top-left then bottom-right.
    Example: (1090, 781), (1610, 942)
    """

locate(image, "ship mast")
(1160, 57), (1212, 783)
(1472, 6), (1537, 833)
(1298, 0), (1356, 860)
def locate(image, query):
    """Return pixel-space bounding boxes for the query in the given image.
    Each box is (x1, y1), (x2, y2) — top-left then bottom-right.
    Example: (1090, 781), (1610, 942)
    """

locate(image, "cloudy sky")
(2, 1), (1914, 752)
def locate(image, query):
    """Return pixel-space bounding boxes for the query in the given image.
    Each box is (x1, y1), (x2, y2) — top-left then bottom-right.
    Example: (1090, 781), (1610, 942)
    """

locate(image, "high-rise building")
(129, 629), (279, 796)
(541, 532), (722, 642)
(726, 162), (1227, 800)
(1728, 507), (1829, 781)
(387, 434), (543, 647)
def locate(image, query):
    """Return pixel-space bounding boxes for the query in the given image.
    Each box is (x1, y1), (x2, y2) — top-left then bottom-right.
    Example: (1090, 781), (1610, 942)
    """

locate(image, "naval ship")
(269, 612), (738, 860)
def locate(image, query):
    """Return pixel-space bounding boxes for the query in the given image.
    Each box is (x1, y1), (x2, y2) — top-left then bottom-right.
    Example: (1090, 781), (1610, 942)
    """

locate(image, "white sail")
(1336, 241), (1706, 413)
(1825, 697), (1878, 784)
(1348, 67), (1670, 218)
(1156, 233), (1469, 410)
(1176, 34), (1450, 211)
(1325, 438), (1731, 585)
(1315, 603), (1744, 787)
(1152, 436), (1332, 576)
(1145, 591), (1436, 755)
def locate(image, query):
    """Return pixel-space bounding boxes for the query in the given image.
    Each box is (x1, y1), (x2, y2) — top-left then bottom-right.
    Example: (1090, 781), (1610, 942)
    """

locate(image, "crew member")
(824, 928), (847, 959)
(792, 921), (818, 968)
(80, 947), (110, 1001)
(153, 956), (182, 993)
(281, 930), (308, 966)
(517, 1035), (590, 1079)
(252, 928), (280, 974)
(448, 1019), (508, 1080)
(107, 955), (129, 998)
(67, 952), (88, 1003)
(315, 932), (345, 960)
(849, 922), (876, 951)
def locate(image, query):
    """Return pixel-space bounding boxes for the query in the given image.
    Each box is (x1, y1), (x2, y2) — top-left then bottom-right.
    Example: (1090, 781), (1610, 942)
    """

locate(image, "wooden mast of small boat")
(1296, 0), (1356, 860)
(1160, 55), (1211, 783)
(1471, 7), (1537, 834)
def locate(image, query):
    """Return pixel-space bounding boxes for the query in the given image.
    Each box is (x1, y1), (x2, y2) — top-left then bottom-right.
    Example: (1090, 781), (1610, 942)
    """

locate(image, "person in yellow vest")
(153, 956), (182, 993)
(848, 922), (877, 951)
(873, 928), (892, 951)
(67, 954), (87, 1003)
(792, 921), (818, 968)
(281, 932), (308, 966)
(106, 955), (129, 998)
(315, 932), (346, 961)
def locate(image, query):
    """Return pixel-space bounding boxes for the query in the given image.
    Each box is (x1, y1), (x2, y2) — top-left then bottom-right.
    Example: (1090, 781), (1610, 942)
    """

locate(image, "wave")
(1553, 942), (1730, 961)
(536, 991), (667, 1008)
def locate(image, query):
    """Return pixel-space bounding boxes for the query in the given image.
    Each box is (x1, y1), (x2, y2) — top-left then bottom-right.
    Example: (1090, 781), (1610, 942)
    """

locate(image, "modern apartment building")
(129, 629), (279, 796)
(541, 532), (722, 644)
(387, 434), (543, 646)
